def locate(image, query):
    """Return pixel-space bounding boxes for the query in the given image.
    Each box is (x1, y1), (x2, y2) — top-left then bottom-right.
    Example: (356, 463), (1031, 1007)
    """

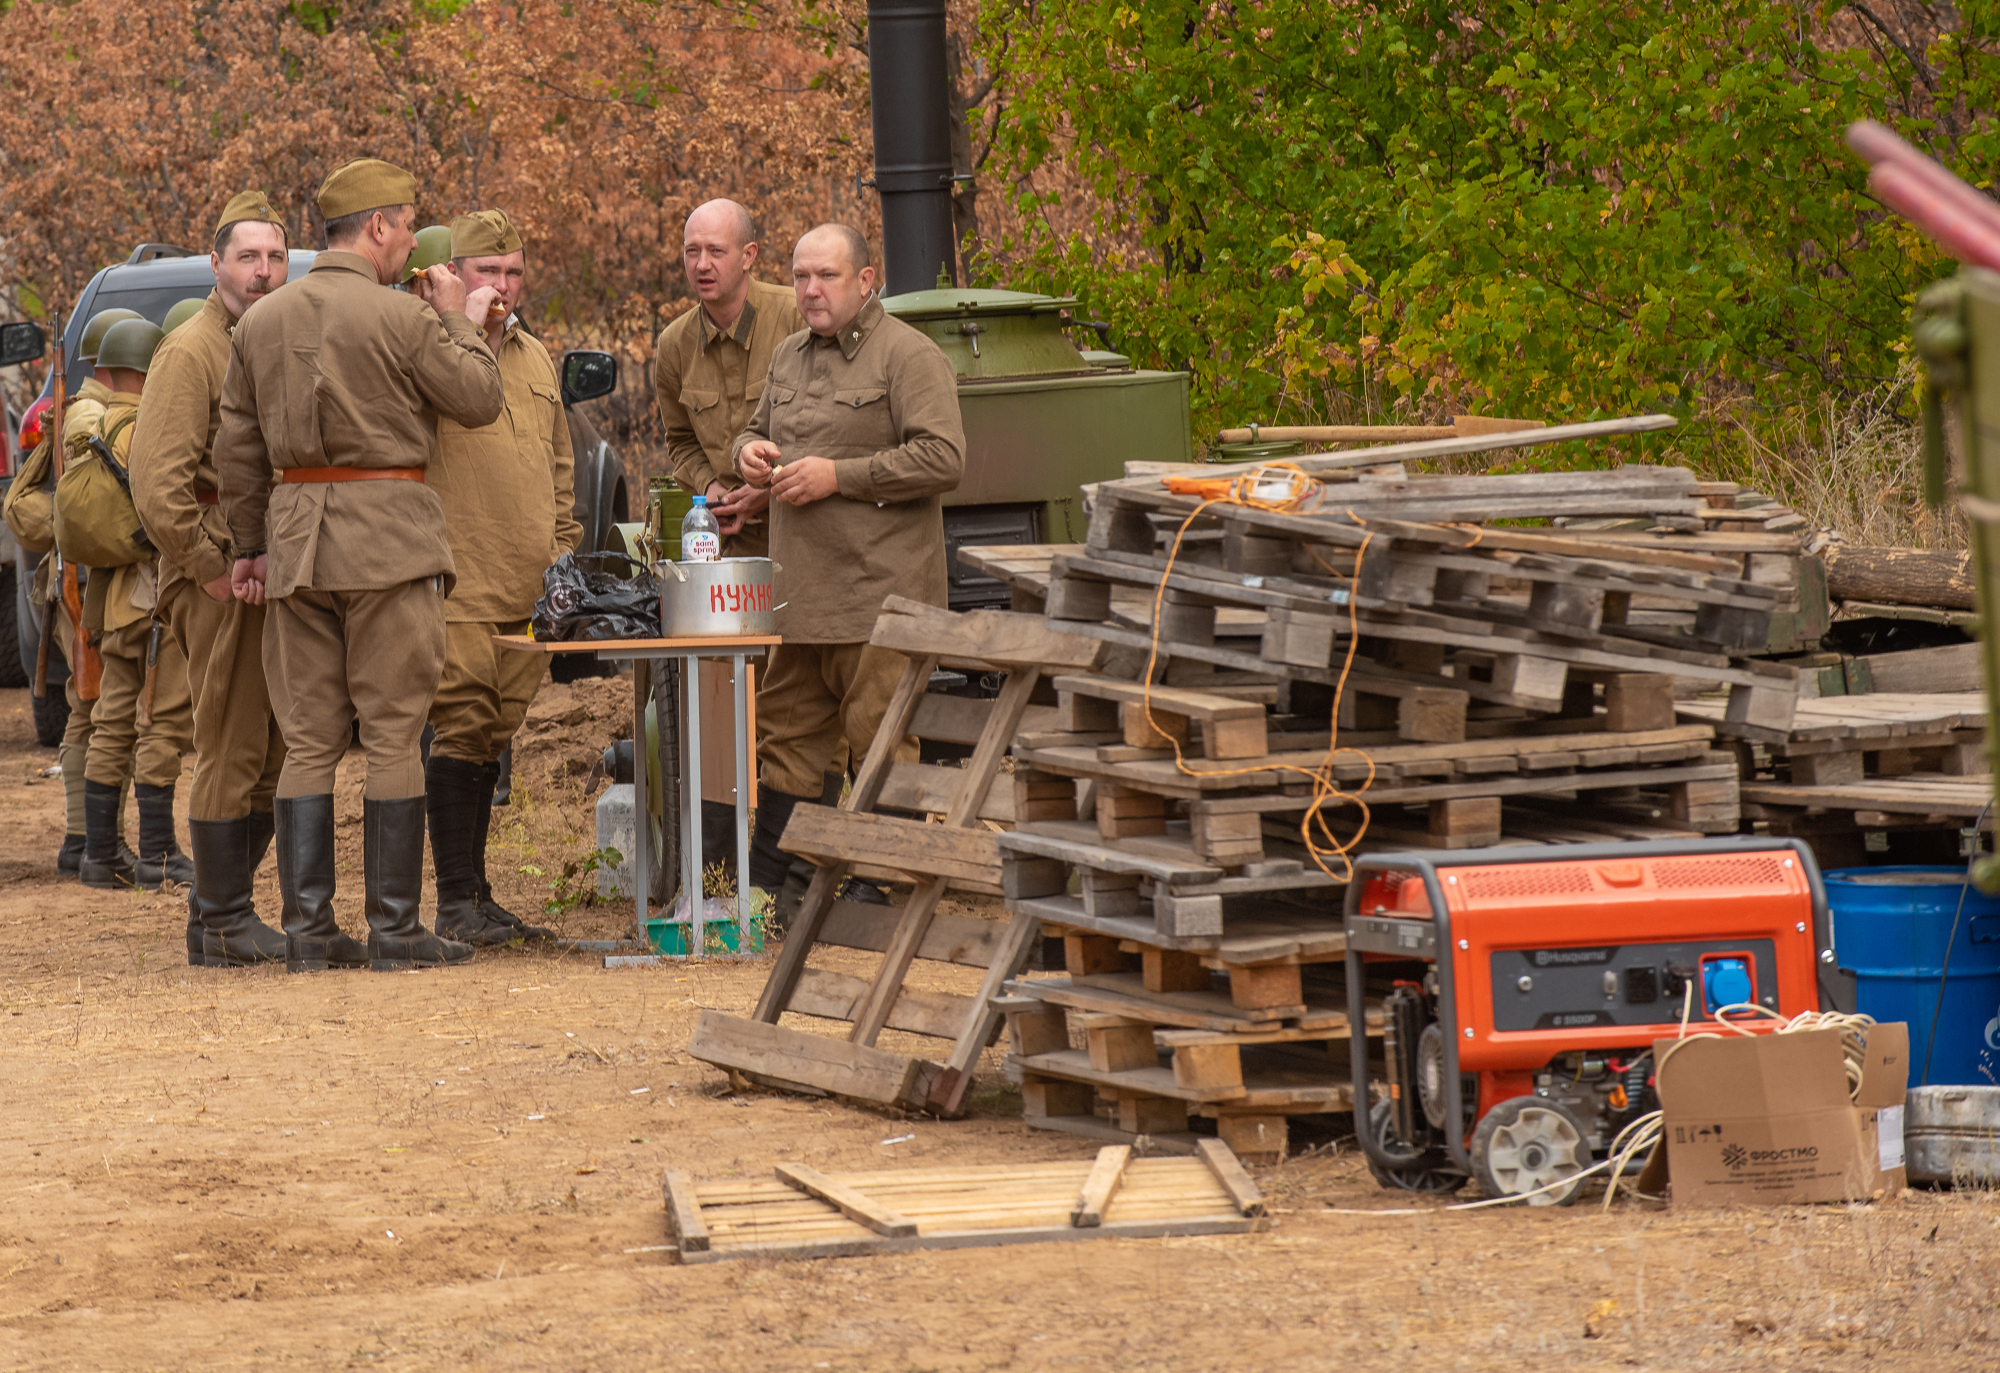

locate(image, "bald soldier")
(653, 199), (807, 865)
(215, 157), (504, 973)
(421, 209), (579, 947)
(131, 190), (292, 968)
(733, 224), (965, 913)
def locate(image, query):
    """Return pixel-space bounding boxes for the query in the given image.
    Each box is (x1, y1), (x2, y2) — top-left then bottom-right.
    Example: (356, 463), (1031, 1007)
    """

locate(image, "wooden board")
(666, 1150), (1264, 1262)
(1679, 691), (1986, 746)
(493, 633), (781, 654)
(1740, 776), (1998, 818)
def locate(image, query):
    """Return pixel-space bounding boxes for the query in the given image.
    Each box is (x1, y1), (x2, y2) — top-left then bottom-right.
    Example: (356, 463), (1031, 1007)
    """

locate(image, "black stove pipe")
(868, 0), (957, 294)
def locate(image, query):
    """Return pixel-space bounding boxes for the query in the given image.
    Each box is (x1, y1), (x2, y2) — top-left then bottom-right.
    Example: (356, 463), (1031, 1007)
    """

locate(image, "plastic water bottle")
(680, 495), (721, 562)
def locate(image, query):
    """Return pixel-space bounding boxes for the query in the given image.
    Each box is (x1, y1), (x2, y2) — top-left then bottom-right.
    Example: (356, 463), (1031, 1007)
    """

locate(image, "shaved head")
(797, 223), (871, 274)
(687, 198), (756, 249)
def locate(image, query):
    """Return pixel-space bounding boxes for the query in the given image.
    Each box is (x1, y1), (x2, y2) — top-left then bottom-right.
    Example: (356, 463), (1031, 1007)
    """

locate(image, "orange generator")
(1343, 838), (1833, 1204)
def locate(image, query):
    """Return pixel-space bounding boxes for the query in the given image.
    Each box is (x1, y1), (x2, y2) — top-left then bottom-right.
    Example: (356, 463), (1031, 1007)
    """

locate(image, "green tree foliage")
(984, 0), (1999, 449)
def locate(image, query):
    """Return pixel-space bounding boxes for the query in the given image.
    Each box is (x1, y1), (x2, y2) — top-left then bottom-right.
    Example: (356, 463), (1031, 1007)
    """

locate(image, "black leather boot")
(56, 833), (85, 875)
(367, 795), (473, 970)
(80, 779), (135, 890)
(245, 808), (276, 875)
(190, 817), (286, 968)
(427, 756), (511, 946)
(277, 795), (367, 973)
(749, 782), (814, 893)
(135, 782), (196, 889)
(471, 759), (554, 942)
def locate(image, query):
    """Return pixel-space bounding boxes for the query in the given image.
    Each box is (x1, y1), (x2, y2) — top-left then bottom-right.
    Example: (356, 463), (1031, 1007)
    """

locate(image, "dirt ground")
(1, 678), (1997, 1372)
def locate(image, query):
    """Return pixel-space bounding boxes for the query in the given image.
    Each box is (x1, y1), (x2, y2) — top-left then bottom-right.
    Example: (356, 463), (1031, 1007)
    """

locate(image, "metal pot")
(656, 557), (780, 636)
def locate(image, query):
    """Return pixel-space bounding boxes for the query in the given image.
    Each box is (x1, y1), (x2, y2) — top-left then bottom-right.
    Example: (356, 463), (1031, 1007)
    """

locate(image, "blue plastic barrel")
(1826, 866), (2000, 1087)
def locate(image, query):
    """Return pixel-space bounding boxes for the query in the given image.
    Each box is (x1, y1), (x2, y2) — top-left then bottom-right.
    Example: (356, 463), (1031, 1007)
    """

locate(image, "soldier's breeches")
(165, 581), (285, 821)
(429, 618), (545, 765)
(756, 640), (914, 799)
(266, 581), (445, 799)
(56, 600), (95, 835)
(83, 616), (192, 789)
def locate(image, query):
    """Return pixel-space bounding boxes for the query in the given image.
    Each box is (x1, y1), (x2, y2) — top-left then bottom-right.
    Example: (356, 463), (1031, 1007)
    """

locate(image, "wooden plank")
(935, 909), (1047, 1115)
(688, 1011), (926, 1108)
(1011, 1048), (1248, 1102)
(815, 900), (1003, 968)
(774, 1163), (919, 1237)
(908, 691), (997, 746)
(663, 1170), (710, 1253)
(786, 967), (977, 1040)
(873, 594), (1101, 670)
(782, 807), (1005, 884)
(877, 761), (1014, 822)
(1071, 1146), (1132, 1227)
(1195, 1139), (1267, 1217)
(1856, 641), (1984, 695)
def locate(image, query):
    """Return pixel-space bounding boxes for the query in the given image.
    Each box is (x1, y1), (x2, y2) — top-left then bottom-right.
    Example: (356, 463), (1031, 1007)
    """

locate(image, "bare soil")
(0, 680), (1996, 1371)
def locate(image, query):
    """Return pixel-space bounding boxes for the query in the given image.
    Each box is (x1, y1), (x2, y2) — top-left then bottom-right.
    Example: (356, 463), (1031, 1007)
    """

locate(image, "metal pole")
(686, 652), (704, 957)
(868, 0), (957, 294)
(734, 652), (752, 951)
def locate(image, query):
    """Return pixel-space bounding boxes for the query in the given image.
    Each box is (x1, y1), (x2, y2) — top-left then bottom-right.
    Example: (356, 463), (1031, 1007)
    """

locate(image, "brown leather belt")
(194, 488), (219, 506)
(280, 467), (425, 484)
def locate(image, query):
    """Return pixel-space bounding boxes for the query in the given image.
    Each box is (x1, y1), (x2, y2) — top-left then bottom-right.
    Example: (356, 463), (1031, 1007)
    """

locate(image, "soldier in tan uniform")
(653, 199), (810, 866)
(215, 157), (504, 972)
(422, 209), (580, 946)
(131, 191), (292, 967)
(733, 224), (965, 907)
(76, 319), (197, 893)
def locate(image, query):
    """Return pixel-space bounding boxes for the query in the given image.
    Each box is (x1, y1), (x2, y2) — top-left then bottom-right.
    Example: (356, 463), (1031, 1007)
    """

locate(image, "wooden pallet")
(662, 1143), (1265, 1262)
(687, 598), (1097, 1116)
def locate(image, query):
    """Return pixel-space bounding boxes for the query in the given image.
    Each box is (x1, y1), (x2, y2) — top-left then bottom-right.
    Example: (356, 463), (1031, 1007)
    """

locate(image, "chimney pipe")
(868, 0), (957, 295)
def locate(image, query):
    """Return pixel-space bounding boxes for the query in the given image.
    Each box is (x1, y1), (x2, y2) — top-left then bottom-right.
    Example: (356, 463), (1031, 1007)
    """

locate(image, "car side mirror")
(561, 349), (617, 404)
(0, 321), (45, 368)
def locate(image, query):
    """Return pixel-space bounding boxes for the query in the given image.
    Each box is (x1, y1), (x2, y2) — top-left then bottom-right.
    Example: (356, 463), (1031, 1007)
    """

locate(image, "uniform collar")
(696, 295), (758, 351)
(311, 249), (381, 281)
(203, 289), (237, 333)
(802, 293), (884, 361)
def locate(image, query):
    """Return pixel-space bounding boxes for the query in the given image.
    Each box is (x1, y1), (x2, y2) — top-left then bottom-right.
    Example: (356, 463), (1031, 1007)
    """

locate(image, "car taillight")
(16, 395), (52, 457)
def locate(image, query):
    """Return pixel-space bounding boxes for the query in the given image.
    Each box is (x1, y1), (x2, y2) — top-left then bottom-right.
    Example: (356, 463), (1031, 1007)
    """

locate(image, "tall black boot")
(367, 795), (472, 970)
(750, 782), (814, 893)
(135, 782), (196, 889)
(471, 759), (554, 942)
(190, 818), (285, 967)
(277, 794), (367, 973)
(80, 779), (135, 890)
(427, 756), (509, 946)
(245, 808), (276, 875)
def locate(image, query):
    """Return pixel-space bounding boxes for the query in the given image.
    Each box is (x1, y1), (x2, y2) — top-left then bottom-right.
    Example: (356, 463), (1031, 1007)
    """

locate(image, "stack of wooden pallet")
(970, 444), (1808, 1156)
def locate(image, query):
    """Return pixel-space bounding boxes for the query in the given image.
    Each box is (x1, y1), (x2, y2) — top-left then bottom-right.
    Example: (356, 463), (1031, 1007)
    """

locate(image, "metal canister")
(657, 557), (778, 636)
(1905, 1085), (2000, 1186)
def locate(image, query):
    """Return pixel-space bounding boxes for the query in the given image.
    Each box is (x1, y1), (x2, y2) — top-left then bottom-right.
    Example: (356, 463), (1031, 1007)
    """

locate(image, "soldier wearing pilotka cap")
(214, 157), (505, 973)
(420, 208), (580, 947)
(131, 189), (294, 968)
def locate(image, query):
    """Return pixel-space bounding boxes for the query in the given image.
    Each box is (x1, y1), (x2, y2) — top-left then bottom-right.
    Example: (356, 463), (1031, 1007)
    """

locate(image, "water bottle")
(680, 495), (721, 563)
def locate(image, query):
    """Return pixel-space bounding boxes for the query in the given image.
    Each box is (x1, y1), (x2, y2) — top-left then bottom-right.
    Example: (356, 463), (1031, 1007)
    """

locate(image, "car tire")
(31, 687), (67, 748)
(0, 561), (25, 689)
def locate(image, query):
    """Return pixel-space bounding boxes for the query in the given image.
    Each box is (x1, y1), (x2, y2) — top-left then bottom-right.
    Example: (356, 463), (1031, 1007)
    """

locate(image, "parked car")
(2, 244), (629, 746)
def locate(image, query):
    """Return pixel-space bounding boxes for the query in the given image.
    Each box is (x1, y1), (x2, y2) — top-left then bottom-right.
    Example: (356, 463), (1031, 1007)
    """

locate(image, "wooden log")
(1823, 544), (1975, 610)
(1072, 1145), (1132, 1227)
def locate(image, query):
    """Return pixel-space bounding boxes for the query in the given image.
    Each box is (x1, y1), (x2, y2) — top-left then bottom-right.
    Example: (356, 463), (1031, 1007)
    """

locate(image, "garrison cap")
(451, 209), (523, 259)
(97, 319), (165, 374)
(162, 298), (206, 335)
(216, 190), (285, 238)
(79, 308), (143, 363)
(316, 157), (418, 221)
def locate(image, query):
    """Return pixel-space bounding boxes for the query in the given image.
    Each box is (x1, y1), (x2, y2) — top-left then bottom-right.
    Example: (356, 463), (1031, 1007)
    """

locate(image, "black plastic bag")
(532, 551), (661, 642)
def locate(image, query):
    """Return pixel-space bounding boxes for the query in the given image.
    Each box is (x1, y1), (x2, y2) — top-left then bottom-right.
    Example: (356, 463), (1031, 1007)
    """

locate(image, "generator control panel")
(1487, 939), (1778, 1031)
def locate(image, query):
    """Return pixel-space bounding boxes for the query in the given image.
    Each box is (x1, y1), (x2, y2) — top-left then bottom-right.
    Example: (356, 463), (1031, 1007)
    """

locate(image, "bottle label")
(682, 531), (721, 563)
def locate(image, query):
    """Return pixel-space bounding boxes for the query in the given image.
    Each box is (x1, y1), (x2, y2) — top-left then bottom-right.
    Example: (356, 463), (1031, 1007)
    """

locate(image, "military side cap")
(97, 319), (166, 374)
(217, 189), (285, 237)
(317, 157), (418, 221)
(403, 225), (454, 281)
(79, 307), (143, 362)
(162, 298), (206, 335)
(451, 209), (523, 259)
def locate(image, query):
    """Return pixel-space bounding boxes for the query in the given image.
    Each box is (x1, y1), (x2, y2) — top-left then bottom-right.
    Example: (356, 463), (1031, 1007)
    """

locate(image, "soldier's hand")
(772, 455), (839, 506)
(423, 264), (469, 317)
(712, 482), (770, 535)
(464, 284), (503, 327)
(201, 569), (235, 603)
(737, 440), (782, 488)
(231, 555), (268, 607)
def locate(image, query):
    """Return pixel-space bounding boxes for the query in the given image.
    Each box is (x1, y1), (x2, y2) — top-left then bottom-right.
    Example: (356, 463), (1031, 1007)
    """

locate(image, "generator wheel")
(1470, 1096), (1590, 1206)
(1364, 1099), (1468, 1195)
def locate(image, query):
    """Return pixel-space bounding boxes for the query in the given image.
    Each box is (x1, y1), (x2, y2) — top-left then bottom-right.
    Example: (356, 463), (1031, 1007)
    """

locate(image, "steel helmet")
(96, 318), (165, 373)
(79, 307), (143, 362)
(161, 297), (206, 335)
(403, 224), (454, 281)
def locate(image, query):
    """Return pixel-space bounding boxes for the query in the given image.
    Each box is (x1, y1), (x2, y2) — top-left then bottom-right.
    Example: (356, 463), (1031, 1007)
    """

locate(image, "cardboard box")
(1648, 1022), (1908, 1206)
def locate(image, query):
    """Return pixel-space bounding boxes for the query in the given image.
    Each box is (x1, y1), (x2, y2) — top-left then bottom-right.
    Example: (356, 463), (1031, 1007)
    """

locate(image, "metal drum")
(657, 557), (777, 636)
(1905, 1085), (2000, 1186)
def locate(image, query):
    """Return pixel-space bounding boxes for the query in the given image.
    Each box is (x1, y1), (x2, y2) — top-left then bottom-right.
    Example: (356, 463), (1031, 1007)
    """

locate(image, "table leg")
(631, 655), (650, 946)
(685, 652), (704, 958)
(733, 652), (752, 951)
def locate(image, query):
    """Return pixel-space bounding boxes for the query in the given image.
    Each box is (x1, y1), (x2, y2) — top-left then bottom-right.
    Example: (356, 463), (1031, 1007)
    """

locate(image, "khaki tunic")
(654, 278), (803, 558)
(430, 322), (582, 622)
(131, 291), (235, 598)
(214, 250), (504, 600)
(62, 376), (111, 454)
(730, 295), (965, 643)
